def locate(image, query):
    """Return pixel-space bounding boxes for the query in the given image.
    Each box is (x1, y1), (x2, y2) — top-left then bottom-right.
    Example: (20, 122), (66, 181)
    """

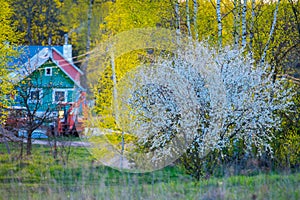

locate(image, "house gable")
(10, 47), (85, 90)
(16, 60), (81, 112)
(12, 46), (85, 112)
(26, 61), (75, 89)
(52, 48), (83, 85)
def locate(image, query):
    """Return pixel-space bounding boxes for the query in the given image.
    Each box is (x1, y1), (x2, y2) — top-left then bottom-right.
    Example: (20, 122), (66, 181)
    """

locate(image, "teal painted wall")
(30, 61), (75, 88)
(15, 60), (81, 112)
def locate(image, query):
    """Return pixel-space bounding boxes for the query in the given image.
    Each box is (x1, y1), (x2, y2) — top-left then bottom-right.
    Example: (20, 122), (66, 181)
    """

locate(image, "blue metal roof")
(9, 45), (64, 67)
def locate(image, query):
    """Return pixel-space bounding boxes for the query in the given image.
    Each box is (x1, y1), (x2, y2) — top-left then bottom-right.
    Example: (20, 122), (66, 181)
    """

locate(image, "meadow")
(0, 141), (299, 200)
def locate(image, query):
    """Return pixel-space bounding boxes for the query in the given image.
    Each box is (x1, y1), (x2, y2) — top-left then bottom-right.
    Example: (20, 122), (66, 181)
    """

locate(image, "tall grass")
(0, 143), (299, 200)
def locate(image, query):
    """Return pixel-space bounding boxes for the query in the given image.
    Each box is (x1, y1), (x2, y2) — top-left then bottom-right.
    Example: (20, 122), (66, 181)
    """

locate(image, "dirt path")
(24, 139), (92, 147)
(24, 139), (132, 169)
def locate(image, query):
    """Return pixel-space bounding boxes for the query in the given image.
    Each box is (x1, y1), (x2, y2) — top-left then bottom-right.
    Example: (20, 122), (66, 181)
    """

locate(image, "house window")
(45, 67), (52, 76)
(53, 89), (67, 103)
(28, 89), (42, 103)
(30, 91), (40, 100)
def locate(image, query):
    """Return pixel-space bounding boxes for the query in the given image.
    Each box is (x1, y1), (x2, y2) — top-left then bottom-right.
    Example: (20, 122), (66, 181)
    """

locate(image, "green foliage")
(195, 0), (234, 45)
(272, 84), (300, 169)
(180, 137), (281, 180)
(93, 64), (115, 129)
(0, 0), (20, 124)
(92, 0), (173, 130)
(252, 0), (300, 67)
(60, 0), (109, 59)
(10, 0), (63, 45)
(101, 0), (172, 34)
(92, 50), (145, 130)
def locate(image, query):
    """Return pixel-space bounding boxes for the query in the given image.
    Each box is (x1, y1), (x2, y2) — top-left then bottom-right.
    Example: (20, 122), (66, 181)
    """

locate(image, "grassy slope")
(0, 143), (299, 200)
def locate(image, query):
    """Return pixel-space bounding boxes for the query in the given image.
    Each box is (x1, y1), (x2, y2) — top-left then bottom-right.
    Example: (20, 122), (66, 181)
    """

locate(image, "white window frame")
(66, 89), (75, 104)
(45, 67), (52, 76)
(53, 89), (68, 103)
(28, 88), (43, 104)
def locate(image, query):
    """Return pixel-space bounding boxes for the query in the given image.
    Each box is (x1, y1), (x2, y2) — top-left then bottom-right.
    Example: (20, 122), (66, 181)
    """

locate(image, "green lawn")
(0, 142), (299, 200)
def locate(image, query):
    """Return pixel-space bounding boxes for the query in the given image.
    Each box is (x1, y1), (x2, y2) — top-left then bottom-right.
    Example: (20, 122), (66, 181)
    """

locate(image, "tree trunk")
(249, 0), (255, 58)
(46, 0), (53, 46)
(260, 0), (281, 66)
(241, 0), (247, 48)
(81, 0), (93, 92)
(110, 51), (118, 124)
(186, 0), (192, 37)
(4, 139), (10, 154)
(174, 0), (181, 35)
(288, 0), (300, 39)
(86, 0), (93, 66)
(26, 7), (33, 45)
(50, 125), (57, 159)
(193, 0), (199, 41)
(216, 0), (222, 48)
(233, 0), (239, 49)
(26, 131), (32, 155)
(19, 140), (23, 159)
(174, 0), (181, 44)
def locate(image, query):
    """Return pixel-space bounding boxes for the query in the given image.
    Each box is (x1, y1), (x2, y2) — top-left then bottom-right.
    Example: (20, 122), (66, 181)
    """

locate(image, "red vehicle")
(57, 91), (87, 136)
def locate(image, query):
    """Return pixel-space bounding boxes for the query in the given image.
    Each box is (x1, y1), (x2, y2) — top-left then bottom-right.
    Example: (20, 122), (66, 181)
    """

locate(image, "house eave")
(49, 57), (85, 91)
(51, 47), (84, 75)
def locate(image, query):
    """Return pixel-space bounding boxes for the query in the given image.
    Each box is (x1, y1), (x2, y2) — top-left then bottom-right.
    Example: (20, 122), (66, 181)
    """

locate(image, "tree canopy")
(0, 0), (20, 124)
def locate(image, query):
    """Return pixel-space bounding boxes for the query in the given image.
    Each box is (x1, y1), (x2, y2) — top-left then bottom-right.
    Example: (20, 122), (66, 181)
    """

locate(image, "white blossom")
(117, 42), (293, 169)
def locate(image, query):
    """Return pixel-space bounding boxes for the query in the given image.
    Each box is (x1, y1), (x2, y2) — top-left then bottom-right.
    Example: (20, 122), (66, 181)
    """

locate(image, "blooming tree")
(117, 42), (293, 170)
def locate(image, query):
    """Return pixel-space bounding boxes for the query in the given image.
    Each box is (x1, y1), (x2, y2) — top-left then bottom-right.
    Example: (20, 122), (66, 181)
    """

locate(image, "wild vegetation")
(0, 143), (299, 199)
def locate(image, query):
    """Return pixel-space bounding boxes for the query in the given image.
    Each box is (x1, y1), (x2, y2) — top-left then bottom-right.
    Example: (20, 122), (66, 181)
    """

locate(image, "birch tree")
(193, 0), (199, 41)
(249, 0), (255, 56)
(241, 0), (247, 48)
(233, 0), (240, 49)
(186, 0), (192, 37)
(174, 0), (181, 36)
(216, 0), (223, 47)
(260, 0), (281, 66)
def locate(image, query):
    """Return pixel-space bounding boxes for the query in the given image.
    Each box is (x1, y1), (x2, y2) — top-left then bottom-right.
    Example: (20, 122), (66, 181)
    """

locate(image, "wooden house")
(10, 42), (85, 118)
